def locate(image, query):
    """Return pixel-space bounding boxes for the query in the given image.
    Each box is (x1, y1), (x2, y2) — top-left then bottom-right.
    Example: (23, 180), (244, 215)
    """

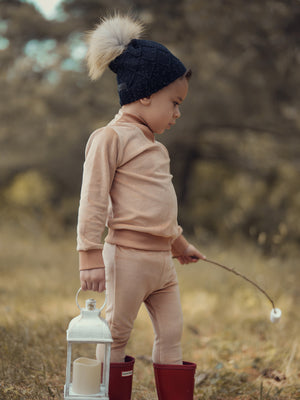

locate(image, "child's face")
(141, 77), (189, 134)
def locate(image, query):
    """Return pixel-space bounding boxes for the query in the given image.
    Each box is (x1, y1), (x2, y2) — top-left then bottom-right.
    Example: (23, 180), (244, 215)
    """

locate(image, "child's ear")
(139, 96), (151, 106)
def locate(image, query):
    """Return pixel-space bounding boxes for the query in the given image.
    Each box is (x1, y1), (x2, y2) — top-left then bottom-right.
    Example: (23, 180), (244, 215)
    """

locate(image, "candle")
(72, 357), (102, 395)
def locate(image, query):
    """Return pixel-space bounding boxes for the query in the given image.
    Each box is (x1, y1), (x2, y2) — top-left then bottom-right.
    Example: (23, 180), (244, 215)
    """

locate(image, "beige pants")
(100, 243), (183, 364)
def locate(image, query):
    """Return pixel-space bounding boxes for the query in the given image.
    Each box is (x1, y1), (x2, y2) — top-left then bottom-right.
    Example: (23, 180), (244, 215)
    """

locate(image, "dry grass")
(0, 223), (299, 399)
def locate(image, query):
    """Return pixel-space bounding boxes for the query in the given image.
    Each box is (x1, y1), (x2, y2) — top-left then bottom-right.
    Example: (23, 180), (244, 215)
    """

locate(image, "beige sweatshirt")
(77, 109), (189, 270)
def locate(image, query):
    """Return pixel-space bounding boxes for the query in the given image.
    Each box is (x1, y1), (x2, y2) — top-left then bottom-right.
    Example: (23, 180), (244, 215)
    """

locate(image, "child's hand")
(80, 268), (106, 292)
(176, 244), (206, 265)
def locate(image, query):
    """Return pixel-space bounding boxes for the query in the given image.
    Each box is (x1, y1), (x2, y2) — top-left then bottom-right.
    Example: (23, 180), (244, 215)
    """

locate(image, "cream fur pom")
(86, 14), (144, 80)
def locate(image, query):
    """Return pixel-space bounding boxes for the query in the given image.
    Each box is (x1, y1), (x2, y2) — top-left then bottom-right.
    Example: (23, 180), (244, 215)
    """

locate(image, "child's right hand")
(80, 268), (106, 293)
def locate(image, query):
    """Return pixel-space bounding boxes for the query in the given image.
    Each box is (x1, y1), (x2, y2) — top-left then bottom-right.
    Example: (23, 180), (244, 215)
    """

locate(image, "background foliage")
(1, 0), (300, 255)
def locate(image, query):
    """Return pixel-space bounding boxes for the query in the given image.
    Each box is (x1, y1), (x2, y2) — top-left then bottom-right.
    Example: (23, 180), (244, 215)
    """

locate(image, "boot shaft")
(154, 361), (196, 400)
(109, 356), (135, 400)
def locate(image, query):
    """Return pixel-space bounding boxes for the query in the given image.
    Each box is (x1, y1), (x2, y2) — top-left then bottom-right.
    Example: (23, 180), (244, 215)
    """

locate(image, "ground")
(0, 224), (299, 399)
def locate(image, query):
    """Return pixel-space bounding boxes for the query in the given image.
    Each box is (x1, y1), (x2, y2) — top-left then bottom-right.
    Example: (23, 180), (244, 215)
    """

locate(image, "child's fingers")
(81, 280), (88, 291)
(80, 268), (105, 292)
(98, 281), (106, 293)
(177, 255), (191, 264)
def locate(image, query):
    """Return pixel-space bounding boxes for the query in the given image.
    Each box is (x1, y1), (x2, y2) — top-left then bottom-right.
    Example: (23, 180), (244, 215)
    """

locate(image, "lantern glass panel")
(71, 343), (97, 361)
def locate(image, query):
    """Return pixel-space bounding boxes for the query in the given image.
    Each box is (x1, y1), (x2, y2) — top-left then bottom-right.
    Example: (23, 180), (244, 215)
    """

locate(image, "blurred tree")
(0, 0), (299, 253)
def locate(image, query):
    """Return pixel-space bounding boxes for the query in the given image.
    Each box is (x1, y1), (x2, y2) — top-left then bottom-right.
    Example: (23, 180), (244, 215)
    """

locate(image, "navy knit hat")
(109, 39), (186, 105)
(86, 15), (187, 105)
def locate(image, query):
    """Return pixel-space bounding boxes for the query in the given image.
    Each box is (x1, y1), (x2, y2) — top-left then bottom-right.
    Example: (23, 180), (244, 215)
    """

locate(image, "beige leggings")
(99, 242), (183, 364)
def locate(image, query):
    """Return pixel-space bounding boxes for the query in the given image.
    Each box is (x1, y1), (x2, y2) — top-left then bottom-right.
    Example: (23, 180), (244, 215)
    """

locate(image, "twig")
(173, 254), (277, 310)
(259, 381), (263, 400)
(202, 258), (276, 309)
(285, 341), (297, 377)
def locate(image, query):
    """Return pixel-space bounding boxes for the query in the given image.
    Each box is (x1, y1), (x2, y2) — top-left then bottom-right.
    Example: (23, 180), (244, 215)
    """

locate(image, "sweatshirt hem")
(105, 229), (173, 251)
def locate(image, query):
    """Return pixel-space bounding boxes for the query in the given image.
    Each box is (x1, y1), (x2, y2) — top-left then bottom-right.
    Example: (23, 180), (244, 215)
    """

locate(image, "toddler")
(77, 14), (206, 400)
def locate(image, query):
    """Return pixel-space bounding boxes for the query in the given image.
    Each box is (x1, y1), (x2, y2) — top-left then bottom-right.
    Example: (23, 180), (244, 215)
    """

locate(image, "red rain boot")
(153, 361), (196, 400)
(109, 355), (135, 400)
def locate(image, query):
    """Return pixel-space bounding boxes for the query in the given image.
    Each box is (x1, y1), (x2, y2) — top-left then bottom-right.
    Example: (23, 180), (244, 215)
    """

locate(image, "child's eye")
(173, 102), (179, 106)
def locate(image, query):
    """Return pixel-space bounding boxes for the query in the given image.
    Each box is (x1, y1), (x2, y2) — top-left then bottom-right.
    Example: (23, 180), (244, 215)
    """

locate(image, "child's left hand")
(176, 244), (206, 265)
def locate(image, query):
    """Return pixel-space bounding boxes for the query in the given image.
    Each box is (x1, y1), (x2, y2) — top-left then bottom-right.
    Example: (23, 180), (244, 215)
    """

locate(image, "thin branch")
(203, 258), (276, 309)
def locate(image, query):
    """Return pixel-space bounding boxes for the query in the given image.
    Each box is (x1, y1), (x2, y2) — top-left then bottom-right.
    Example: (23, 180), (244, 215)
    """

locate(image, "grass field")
(0, 223), (299, 399)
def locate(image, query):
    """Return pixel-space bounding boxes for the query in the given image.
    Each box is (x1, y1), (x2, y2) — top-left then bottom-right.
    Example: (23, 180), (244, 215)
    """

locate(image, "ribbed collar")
(110, 108), (155, 143)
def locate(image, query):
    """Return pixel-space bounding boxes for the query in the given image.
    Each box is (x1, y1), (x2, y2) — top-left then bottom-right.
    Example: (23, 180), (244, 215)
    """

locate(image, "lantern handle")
(75, 288), (107, 312)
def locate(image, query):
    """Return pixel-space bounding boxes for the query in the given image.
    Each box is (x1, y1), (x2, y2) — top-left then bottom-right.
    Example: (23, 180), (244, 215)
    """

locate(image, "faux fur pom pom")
(86, 15), (144, 80)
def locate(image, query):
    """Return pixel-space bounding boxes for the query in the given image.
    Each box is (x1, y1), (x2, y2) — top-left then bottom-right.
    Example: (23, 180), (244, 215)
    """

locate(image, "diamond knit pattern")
(109, 39), (186, 105)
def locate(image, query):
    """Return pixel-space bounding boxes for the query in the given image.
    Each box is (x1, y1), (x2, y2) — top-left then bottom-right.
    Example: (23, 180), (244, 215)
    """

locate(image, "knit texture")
(109, 39), (186, 105)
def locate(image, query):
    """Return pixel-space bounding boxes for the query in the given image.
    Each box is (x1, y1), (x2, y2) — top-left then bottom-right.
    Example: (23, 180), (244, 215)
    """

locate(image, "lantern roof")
(67, 298), (113, 343)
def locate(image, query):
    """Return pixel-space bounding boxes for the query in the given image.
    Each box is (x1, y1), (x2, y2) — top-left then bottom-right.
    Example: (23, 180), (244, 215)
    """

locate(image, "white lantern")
(64, 288), (113, 400)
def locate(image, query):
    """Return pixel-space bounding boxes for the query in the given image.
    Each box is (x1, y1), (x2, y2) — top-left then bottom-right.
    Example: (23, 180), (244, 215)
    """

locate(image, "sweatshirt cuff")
(79, 249), (105, 270)
(171, 234), (190, 257)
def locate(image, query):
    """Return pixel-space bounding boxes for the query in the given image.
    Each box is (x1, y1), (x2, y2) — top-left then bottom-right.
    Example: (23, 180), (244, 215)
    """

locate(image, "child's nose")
(174, 106), (181, 119)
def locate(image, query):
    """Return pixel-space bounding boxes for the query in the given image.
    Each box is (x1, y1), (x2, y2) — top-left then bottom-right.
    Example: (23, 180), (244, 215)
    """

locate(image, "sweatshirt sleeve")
(77, 127), (119, 269)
